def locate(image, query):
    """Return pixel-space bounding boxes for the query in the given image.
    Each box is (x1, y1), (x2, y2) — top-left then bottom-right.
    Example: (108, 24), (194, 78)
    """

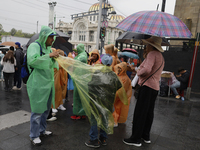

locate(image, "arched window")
(78, 24), (86, 42)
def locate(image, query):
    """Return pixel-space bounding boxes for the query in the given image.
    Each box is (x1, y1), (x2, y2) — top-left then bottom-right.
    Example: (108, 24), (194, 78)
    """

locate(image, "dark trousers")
(131, 86), (158, 142)
(14, 68), (21, 88)
(3, 72), (14, 90)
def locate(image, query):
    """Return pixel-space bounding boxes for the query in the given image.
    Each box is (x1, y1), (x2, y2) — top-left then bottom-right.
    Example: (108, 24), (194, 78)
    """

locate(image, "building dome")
(89, 2), (115, 12)
(110, 15), (125, 22)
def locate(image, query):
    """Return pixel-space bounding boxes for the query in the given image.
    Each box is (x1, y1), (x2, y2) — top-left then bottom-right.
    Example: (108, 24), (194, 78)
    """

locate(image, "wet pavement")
(0, 81), (200, 150)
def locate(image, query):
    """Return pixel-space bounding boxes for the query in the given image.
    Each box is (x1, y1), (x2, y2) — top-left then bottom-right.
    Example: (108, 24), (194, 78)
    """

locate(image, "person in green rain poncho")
(27, 25), (59, 145)
(71, 43), (88, 120)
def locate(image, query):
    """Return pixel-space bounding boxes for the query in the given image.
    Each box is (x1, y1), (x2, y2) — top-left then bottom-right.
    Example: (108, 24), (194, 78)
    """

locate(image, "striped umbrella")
(116, 11), (192, 38)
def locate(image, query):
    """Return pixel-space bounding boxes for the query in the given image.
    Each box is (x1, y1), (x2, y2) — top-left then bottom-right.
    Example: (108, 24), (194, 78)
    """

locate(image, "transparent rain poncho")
(56, 56), (128, 134)
(27, 26), (58, 113)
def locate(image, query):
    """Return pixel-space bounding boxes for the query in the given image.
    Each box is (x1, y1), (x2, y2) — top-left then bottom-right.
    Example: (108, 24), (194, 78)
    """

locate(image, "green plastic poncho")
(72, 44), (88, 116)
(55, 55), (128, 134)
(27, 26), (58, 113)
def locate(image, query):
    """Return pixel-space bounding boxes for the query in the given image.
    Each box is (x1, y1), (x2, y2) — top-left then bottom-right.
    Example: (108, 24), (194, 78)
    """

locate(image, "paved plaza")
(0, 82), (200, 150)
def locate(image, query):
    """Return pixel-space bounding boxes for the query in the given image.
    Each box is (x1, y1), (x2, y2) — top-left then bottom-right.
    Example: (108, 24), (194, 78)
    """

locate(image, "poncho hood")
(36, 25), (56, 49)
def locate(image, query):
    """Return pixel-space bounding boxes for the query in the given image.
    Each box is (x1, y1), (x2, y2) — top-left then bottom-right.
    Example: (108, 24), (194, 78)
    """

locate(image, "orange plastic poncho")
(88, 49), (100, 66)
(54, 50), (68, 108)
(105, 49), (117, 70)
(113, 47), (120, 64)
(113, 62), (132, 123)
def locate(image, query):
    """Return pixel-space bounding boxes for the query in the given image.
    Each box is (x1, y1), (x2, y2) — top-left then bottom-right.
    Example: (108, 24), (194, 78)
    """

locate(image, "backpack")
(21, 42), (43, 84)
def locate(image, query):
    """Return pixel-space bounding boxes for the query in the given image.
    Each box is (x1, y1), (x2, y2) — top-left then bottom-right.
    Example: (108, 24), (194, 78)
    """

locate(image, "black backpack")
(21, 42), (43, 84)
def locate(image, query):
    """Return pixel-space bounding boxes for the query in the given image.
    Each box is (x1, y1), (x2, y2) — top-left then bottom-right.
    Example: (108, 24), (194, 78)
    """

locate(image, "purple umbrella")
(116, 11), (192, 38)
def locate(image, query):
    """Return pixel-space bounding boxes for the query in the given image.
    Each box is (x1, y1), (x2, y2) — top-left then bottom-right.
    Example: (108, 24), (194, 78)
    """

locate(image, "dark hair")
(1, 50), (6, 55)
(178, 67), (185, 73)
(9, 46), (14, 51)
(3, 51), (15, 64)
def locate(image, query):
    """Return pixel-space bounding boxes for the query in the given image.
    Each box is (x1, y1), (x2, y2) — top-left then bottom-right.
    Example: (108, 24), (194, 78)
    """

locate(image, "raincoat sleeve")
(27, 43), (58, 70)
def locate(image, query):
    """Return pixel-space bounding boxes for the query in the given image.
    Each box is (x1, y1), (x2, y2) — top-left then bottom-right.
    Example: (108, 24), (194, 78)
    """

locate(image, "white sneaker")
(43, 130), (53, 136)
(181, 97), (185, 101)
(30, 137), (41, 145)
(17, 87), (21, 90)
(12, 86), (17, 90)
(58, 104), (66, 111)
(47, 116), (57, 122)
(114, 123), (118, 127)
(52, 108), (58, 113)
(40, 130), (53, 137)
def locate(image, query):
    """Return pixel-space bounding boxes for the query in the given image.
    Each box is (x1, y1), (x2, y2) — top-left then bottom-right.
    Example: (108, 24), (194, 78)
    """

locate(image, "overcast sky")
(0, 0), (176, 34)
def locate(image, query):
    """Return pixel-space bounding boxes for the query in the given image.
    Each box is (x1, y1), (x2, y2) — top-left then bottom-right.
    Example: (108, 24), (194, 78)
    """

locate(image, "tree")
(0, 24), (3, 32)
(10, 28), (17, 36)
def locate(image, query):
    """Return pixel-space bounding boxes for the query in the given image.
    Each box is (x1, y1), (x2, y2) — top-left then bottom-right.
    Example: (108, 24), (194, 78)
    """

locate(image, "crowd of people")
(0, 26), (190, 148)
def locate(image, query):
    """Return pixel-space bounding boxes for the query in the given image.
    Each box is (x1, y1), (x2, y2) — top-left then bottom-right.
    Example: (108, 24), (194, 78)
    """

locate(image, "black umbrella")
(116, 32), (170, 46)
(26, 30), (72, 55)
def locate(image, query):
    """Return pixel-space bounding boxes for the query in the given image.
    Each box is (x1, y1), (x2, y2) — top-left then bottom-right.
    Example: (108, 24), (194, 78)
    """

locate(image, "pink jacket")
(137, 51), (164, 91)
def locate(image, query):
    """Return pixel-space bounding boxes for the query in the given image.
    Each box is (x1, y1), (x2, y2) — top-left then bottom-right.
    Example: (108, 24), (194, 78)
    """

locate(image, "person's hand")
(49, 51), (59, 58)
(176, 74), (181, 77)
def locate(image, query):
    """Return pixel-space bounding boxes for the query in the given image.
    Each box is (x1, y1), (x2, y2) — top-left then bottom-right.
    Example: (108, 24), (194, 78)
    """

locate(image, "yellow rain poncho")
(73, 44), (88, 116)
(55, 56), (128, 134)
(113, 62), (132, 123)
(27, 26), (58, 113)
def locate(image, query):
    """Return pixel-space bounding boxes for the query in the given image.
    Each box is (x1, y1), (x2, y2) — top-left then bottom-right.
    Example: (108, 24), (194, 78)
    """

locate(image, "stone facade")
(55, 3), (124, 53)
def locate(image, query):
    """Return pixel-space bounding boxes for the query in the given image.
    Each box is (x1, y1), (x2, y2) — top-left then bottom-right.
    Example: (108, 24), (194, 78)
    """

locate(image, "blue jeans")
(89, 114), (107, 141)
(14, 67), (22, 88)
(170, 81), (180, 96)
(30, 90), (52, 139)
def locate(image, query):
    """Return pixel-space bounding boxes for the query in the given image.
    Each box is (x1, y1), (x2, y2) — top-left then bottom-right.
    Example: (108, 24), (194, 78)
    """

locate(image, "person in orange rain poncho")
(104, 44), (116, 70)
(87, 49), (100, 66)
(113, 47), (121, 64)
(53, 49), (68, 111)
(113, 62), (132, 127)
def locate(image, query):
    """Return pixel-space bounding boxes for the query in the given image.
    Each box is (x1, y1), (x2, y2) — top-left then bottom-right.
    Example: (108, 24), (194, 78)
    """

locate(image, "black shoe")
(85, 139), (100, 148)
(99, 137), (107, 146)
(123, 138), (142, 147)
(142, 138), (151, 144)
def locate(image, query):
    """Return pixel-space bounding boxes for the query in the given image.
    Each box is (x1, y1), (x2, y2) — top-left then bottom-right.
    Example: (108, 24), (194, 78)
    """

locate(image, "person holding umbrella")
(123, 36), (164, 147)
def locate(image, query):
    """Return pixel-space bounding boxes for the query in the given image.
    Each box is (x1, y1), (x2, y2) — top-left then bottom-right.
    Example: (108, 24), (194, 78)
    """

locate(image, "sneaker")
(52, 112), (56, 116)
(58, 104), (66, 111)
(81, 115), (86, 119)
(30, 137), (41, 145)
(40, 130), (53, 137)
(99, 137), (107, 146)
(142, 138), (151, 144)
(85, 139), (100, 148)
(175, 95), (181, 99)
(47, 116), (57, 122)
(114, 123), (118, 127)
(52, 108), (58, 113)
(16, 87), (21, 90)
(70, 115), (81, 120)
(12, 86), (17, 90)
(123, 138), (142, 147)
(181, 97), (185, 101)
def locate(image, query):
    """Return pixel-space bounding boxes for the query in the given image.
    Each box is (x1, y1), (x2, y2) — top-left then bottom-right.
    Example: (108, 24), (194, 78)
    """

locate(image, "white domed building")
(55, 2), (125, 53)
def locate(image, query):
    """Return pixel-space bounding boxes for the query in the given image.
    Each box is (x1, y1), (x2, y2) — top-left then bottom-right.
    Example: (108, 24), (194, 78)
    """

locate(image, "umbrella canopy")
(121, 51), (139, 59)
(116, 32), (170, 46)
(0, 41), (15, 47)
(122, 48), (138, 54)
(26, 31), (72, 55)
(116, 11), (192, 38)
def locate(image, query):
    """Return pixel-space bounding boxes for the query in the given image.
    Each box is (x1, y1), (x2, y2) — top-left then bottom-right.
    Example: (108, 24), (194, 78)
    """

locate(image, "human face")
(91, 53), (98, 60)
(117, 66), (122, 75)
(45, 36), (54, 47)
(15, 44), (18, 49)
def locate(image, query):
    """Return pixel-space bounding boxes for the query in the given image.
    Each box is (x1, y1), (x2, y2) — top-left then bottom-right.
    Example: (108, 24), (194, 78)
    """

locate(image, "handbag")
(134, 59), (164, 99)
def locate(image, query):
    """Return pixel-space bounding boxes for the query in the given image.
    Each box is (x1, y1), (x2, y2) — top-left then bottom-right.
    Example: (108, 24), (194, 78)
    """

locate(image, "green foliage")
(0, 24), (35, 41)
(10, 28), (17, 36)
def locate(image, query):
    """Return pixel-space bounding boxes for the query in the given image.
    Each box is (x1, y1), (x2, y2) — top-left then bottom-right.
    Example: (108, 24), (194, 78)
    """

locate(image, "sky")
(0, 0), (176, 34)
